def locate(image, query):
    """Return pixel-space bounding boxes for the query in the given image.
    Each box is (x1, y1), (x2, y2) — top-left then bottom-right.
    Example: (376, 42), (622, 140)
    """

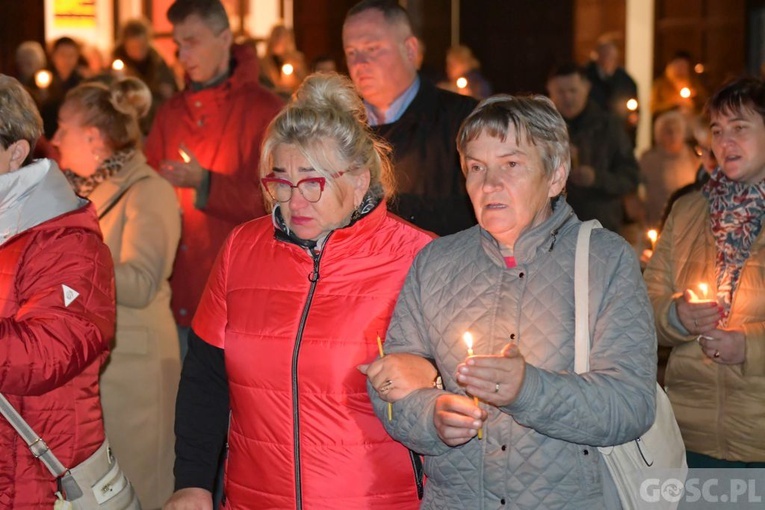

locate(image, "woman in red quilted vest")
(165, 72), (436, 510)
(0, 75), (116, 508)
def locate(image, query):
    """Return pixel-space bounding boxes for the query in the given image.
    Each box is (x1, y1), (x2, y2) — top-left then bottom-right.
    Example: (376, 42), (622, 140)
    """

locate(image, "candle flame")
(698, 282), (708, 299)
(112, 59), (125, 71)
(462, 331), (473, 350)
(626, 98), (638, 111)
(647, 229), (658, 243)
(456, 77), (468, 89)
(281, 63), (294, 76)
(34, 70), (52, 89)
(680, 87), (691, 99)
(178, 148), (191, 163)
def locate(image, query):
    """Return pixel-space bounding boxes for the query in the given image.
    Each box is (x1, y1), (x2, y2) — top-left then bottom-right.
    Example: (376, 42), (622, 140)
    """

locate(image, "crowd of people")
(1, 0), (764, 508)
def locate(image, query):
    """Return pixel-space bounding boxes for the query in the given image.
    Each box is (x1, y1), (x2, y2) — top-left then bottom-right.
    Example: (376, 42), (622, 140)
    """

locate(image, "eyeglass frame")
(261, 170), (349, 203)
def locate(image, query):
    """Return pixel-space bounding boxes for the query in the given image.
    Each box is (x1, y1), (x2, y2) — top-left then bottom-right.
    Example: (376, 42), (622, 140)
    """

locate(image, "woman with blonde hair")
(52, 77), (181, 509)
(165, 72), (434, 509)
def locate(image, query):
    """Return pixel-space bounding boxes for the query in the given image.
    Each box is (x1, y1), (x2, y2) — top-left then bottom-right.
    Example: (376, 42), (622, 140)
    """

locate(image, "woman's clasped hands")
(433, 343), (526, 446)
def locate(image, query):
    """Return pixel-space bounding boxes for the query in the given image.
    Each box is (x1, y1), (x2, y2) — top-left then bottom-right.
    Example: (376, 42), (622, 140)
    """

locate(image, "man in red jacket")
(145, 0), (282, 357)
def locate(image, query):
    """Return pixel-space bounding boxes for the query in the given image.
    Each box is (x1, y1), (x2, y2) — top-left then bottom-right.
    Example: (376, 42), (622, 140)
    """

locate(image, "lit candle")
(689, 282), (715, 303)
(626, 98), (638, 111)
(647, 229), (658, 251)
(178, 148), (191, 163)
(281, 63), (294, 77)
(376, 335), (393, 421)
(462, 332), (482, 440)
(111, 59), (126, 79)
(680, 87), (691, 99)
(34, 70), (52, 89)
(456, 76), (468, 90)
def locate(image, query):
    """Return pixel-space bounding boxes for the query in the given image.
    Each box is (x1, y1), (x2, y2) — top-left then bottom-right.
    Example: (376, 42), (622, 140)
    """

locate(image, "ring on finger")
(494, 382), (500, 393)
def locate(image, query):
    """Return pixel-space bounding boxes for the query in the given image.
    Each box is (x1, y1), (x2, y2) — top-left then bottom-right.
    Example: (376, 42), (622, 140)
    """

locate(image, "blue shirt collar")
(365, 76), (420, 127)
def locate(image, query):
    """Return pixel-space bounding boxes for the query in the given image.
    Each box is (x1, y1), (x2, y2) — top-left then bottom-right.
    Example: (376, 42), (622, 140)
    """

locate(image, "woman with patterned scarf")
(645, 77), (765, 469)
(165, 73), (434, 510)
(51, 77), (181, 508)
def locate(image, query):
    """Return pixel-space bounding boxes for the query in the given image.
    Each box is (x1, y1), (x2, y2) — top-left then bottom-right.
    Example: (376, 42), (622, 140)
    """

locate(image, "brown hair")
(167, 0), (230, 34)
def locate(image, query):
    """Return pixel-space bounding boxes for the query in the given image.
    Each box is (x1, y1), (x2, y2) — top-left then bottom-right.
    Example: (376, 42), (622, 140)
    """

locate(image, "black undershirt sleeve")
(173, 329), (229, 491)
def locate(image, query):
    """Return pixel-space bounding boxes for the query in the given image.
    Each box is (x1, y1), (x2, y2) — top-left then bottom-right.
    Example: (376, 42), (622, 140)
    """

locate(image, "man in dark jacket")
(343, 0), (477, 236)
(584, 35), (639, 147)
(547, 63), (639, 234)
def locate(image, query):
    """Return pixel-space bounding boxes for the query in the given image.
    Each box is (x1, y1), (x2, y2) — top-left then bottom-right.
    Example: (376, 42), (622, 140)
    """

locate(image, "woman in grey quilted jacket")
(363, 95), (657, 509)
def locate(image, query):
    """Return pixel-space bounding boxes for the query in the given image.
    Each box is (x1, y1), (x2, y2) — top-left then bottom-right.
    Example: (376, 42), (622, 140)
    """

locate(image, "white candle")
(462, 331), (481, 440)
(178, 148), (191, 163)
(647, 229), (658, 251)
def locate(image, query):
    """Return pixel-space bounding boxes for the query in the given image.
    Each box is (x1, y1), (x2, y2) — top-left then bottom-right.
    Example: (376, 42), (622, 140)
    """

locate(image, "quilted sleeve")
(0, 227), (115, 396)
(367, 254), (452, 456)
(504, 236), (657, 447)
(643, 207), (697, 347)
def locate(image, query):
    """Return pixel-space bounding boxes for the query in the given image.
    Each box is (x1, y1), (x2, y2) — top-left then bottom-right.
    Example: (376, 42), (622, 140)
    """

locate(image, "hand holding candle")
(679, 281), (722, 335)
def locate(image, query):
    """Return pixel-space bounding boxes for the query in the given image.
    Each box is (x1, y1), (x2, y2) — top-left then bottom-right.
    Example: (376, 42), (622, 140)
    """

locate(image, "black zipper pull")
(308, 249), (320, 282)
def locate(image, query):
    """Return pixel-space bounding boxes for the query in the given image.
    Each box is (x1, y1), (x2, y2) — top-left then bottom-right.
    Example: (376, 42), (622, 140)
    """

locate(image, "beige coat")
(91, 153), (182, 508)
(644, 191), (765, 462)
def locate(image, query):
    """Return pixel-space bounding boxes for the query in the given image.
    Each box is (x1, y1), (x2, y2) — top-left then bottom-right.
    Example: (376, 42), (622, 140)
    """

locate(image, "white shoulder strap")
(0, 392), (67, 477)
(574, 220), (602, 374)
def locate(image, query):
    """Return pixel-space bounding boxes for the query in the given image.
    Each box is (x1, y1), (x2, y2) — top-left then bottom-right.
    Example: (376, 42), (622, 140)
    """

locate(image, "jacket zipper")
(291, 245), (325, 510)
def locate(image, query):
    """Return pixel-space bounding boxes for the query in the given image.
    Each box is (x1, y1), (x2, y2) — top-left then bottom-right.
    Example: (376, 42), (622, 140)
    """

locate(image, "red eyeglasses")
(261, 170), (348, 203)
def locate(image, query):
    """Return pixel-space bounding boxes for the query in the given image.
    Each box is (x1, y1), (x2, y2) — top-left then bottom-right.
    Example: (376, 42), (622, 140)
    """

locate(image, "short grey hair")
(0, 74), (43, 165)
(15, 41), (47, 72)
(259, 72), (395, 206)
(457, 94), (571, 180)
(346, 0), (413, 32)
